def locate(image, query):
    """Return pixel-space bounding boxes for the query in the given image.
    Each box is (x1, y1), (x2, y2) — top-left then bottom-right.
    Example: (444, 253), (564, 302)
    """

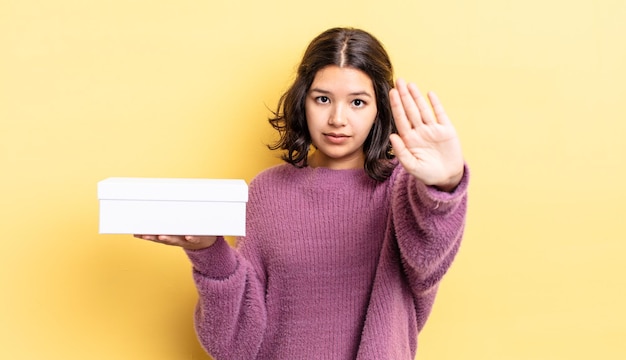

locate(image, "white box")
(98, 178), (248, 236)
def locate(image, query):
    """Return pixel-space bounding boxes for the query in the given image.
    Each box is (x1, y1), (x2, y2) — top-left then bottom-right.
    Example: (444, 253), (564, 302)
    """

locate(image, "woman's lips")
(323, 133), (349, 144)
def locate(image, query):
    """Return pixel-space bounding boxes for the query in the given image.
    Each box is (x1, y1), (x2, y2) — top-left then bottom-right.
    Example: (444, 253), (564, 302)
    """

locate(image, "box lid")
(98, 177), (248, 202)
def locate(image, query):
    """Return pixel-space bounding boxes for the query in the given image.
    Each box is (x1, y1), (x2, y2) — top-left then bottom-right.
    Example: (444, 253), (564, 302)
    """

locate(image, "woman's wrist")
(433, 168), (464, 193)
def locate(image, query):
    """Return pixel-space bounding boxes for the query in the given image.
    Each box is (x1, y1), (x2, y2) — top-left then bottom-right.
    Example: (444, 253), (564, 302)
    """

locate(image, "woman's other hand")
(133, 235), (218, 250)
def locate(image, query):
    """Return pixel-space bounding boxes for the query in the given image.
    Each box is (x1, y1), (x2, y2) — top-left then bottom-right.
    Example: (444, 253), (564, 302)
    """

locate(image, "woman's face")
(305, 65), (378, 170)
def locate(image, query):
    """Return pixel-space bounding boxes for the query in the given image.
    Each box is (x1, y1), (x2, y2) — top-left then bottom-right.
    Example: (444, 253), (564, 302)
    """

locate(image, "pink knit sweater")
(185, 161), (468, 359)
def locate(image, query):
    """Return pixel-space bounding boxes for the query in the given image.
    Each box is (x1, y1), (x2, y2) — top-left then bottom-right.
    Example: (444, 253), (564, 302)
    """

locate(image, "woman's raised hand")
(389, 79), (464, 192)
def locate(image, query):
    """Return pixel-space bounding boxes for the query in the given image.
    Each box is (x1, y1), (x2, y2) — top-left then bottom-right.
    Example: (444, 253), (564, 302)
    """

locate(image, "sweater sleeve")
(391, 163), (469, 328)
(184, 235), (267, 359)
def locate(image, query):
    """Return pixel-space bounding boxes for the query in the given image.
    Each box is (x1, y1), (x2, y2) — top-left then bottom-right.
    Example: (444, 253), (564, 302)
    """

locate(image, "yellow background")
(2, 0), (625, 359)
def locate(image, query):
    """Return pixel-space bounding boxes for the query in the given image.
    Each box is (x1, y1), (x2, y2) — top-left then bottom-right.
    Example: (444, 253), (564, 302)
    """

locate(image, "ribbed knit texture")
(185, 161), (469, 359)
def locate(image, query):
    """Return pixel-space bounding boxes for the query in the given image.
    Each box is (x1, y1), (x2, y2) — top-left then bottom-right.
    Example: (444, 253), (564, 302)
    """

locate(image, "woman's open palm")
(389, 79), (464, 192)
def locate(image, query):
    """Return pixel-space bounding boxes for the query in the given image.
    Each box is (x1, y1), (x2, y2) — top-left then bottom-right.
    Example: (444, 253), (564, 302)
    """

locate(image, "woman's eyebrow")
(309, 88), (373, 98)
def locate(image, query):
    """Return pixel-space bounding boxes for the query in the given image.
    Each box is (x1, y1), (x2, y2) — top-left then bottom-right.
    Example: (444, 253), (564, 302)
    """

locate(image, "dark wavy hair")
(268, 27), (397, 181)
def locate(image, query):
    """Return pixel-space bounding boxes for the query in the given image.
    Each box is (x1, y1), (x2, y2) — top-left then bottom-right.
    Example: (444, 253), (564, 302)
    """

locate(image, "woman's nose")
(328, 105), (347, 126)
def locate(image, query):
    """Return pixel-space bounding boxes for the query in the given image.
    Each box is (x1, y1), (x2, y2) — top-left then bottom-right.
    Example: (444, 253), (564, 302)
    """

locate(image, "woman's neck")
(308, 151), (365, 170)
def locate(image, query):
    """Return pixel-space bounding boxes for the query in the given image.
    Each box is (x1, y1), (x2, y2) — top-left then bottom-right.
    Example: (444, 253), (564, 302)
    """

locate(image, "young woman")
(136, 27), (468, 359)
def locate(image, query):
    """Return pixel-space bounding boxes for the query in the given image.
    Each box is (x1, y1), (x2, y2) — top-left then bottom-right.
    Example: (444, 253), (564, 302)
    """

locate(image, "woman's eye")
(352, 99), (365, 107)
(316, 96), (329, 104)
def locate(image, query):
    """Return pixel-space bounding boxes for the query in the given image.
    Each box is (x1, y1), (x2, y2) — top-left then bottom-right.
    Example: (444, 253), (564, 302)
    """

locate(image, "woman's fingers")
(390, 86), (412, 135)
(395, 78), (424, 129)
(407, 82), (436, 125)
(134, 234), (217, 250)
(391, 79), (442, 135)
(134, 234), (185, 246)
(427, 91), (451, 125)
